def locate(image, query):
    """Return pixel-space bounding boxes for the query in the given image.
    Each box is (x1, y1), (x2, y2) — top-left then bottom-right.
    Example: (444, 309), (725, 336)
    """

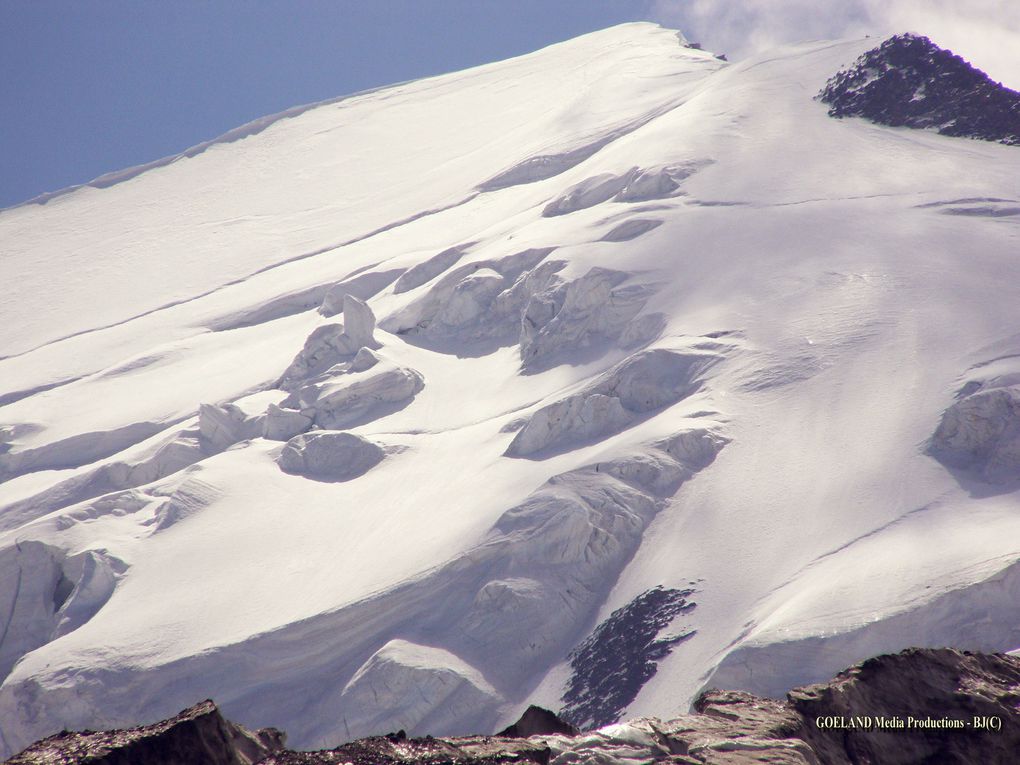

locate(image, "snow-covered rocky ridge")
(819, 34), (1020, 145)
(1, 23), (1019, 757)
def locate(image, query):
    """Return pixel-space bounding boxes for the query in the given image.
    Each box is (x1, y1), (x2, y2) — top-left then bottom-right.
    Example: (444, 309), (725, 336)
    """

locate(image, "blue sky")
(3, 1), (1017, 210)
(0, 2), (656, 209)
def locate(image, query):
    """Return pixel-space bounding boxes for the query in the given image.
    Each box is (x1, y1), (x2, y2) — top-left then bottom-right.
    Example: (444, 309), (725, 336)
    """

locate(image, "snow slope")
(2, 22), (1020, 757)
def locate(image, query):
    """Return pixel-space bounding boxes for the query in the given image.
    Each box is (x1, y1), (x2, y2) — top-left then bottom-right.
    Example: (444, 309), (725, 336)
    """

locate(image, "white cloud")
(873, 0), (1020, 88)
(646, 0), (1020, 89)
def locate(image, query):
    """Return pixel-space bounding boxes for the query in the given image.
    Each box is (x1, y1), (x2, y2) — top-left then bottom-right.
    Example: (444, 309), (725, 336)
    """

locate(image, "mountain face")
(819, 33), (1020, 144)
(10, 649), (1020, 765)
(1, 23), (1019, 759)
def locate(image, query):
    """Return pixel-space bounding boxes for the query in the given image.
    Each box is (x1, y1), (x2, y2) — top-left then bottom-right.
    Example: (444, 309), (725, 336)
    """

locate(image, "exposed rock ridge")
(562, 585), (697, 729)
(497, 706), (579, 739)
(10, 649), (1020, 764)
(819, 34), (1020, 145)
(787, 648), (1020, 764)
(5, 699), (284, 765)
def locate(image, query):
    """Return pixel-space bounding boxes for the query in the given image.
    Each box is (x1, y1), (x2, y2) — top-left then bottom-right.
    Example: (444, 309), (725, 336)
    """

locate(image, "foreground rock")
(260, 734), (553, 765)
(497, 706), (579, 739)
(788, 648), (1020, 765)
(9, 648), (1020, 764)
(5, 700), (283, 765)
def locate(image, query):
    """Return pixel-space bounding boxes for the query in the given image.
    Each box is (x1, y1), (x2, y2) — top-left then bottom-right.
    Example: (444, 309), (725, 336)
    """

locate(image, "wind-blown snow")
(1, 21), (1020, 758)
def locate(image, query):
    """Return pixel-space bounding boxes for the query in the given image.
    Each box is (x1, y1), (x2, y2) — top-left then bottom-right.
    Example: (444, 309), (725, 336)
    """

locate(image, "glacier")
(1, 22), (1020, 758)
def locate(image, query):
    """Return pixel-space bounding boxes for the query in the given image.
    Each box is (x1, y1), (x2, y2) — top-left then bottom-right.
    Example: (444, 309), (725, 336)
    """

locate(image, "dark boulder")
(497, 706), (578, 738)
(790, 648), (1020, 765)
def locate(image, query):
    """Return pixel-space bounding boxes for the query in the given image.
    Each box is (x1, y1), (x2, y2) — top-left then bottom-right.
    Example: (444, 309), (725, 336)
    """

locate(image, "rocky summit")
(7, 648), (1020, 764)
(3, 21), (1020, 758)
(3, 700), (284, 765)
(819, 33), (1020, 144)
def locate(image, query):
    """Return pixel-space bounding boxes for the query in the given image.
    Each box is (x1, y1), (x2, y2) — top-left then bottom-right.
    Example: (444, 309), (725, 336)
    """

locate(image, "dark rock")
(259, 734), (551, 764)
(5, 700), (283, 765)
(819, 34), (1020, 145)
(663, 690), (813, 763)
(10, 648), (1020, 764)
(561, 585), (697, 729)
(789, 648), (1020, 765)
(497, 706), (578, 738)
(665, 648), (1020, 764)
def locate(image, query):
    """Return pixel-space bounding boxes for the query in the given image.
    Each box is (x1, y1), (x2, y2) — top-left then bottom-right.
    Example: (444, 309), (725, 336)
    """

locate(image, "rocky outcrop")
(928, 384), (1020, 483)
(819, 34), (1020, 145)
(11, 649), (1020, 764)
(263, 732), (552, 765)
(6, 700), (284, 765)
(660, 692), (815, 764)
(562, 586), (697, 730)
(787, 648), (1020, 765)
(498, 706), (579, 738)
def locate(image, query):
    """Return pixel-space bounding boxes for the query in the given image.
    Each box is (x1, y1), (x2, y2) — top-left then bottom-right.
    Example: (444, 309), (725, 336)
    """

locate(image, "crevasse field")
(1, 22), (1019, 757)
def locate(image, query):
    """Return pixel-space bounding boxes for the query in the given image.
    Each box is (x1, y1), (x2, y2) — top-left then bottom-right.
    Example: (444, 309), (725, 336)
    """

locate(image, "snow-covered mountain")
(1, 22), (1019, 758)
